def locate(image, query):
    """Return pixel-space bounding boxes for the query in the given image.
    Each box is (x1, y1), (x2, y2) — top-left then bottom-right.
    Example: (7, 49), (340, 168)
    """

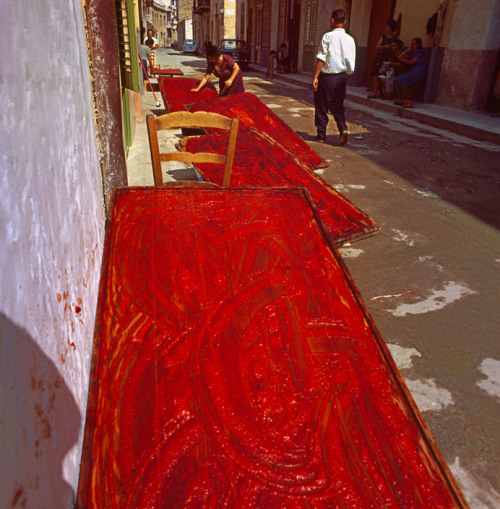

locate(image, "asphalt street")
(128, 48), (500, 508)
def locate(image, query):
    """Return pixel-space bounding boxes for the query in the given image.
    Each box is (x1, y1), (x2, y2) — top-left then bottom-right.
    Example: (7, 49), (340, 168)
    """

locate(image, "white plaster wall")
(445, 0), (498, 50)
(0, 1), (105, 507)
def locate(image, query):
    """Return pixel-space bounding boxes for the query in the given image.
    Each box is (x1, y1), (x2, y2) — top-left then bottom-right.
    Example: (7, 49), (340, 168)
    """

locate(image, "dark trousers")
(314, 72), (347, 137)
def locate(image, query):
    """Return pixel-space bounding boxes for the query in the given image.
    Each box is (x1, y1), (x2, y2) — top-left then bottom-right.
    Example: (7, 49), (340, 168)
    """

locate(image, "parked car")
(218, 39), (249, 70)
(183, 39), (197, 55)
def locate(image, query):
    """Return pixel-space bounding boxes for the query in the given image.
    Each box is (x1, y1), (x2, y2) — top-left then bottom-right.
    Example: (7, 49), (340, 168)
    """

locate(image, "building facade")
(144, 0), (176, 46)
(192, 0), (237, 53)
(237, 0), (499, 111)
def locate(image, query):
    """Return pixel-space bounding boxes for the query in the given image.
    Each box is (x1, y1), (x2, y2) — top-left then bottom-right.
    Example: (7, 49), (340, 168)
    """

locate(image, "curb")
(249, 66), (500, 146)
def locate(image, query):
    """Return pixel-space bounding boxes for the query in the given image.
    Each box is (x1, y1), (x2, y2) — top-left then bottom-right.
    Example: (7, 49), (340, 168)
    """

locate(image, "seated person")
(374, 38), (405, 99)
(393, 37), (426, 107)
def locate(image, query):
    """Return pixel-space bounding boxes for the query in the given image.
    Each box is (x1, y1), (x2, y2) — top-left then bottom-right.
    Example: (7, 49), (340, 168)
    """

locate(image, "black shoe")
(340, 131), (348, 146)
(316, 134), (325, 143)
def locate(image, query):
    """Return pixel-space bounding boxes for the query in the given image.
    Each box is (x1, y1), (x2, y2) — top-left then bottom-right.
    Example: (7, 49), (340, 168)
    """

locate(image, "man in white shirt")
(312, 9), (356, 145)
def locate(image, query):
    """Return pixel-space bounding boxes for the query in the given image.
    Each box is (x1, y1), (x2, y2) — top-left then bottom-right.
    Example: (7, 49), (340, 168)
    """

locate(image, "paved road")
(142, 49), (500, 508)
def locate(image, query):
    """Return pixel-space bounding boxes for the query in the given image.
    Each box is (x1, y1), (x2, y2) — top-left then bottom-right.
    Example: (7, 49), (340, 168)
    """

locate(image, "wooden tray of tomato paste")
(158, 77), (218, 113)
(186, 92), (327, 170)
(179, 126), (379, 245)
(76, 187), (467, 508)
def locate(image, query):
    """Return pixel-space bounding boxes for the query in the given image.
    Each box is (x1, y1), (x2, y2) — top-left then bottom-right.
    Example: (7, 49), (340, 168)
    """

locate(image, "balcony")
(193, 0), (210, 15)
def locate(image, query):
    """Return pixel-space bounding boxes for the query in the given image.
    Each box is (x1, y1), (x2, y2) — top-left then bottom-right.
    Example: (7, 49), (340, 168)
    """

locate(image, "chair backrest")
(147, 111), (239, 186)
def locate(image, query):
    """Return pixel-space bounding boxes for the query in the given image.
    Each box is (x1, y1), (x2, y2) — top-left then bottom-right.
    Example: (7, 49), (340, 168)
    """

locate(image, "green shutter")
(116, 0), (139, 91)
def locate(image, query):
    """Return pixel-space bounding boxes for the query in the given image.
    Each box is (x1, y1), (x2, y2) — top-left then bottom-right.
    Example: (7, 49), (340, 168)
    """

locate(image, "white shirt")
(316, 28), (356, 75)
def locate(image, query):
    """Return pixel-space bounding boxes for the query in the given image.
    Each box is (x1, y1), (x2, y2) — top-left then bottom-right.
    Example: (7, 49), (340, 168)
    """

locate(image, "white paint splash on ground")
(449, 457), (500, 509)
(388, 281), (476, 316)
(419, 255), (444, 272)
(357, 149), (380, 155)
(338, 247), (365, 259)
(414, 189), (439, 198)
(477, 358), (500, 402)
(266, 103), (282, 109)
(392, 228), (415, 246)
(333, 183), (367, 192)
(314, 169), (325, 175)
(386, 344), (453, 412)
(386, 343), (421, 369)
(405, 378), (454, 411)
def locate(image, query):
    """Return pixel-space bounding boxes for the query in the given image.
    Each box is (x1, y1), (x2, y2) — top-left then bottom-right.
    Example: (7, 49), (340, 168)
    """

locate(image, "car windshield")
(220, 40), (246, 50)
(185, 40), (195, 44)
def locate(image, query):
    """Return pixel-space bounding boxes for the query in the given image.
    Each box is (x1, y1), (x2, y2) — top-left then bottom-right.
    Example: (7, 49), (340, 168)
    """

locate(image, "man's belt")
(320, 71), (346, 76)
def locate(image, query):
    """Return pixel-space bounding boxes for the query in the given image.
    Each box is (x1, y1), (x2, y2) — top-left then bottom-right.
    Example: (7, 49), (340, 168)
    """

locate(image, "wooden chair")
(146, 111), (239, 186)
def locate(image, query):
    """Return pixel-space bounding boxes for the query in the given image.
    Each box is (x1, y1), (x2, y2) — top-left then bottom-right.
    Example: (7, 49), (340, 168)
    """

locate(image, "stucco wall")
(0, 0), (105, 507)
(394, 0), (440, 48)
(436, 0), (500, 109)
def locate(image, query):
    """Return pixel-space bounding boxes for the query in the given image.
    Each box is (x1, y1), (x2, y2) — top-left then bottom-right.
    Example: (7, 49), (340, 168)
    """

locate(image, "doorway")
(288, 0), (300, 73)
(364, 0), (396, 87)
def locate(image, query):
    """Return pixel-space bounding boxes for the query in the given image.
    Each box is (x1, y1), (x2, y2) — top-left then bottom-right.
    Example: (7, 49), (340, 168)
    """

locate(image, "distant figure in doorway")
(266, 50), (277, 79)
(277, 43), (289, 73)
(368, 19), (398, 97)
(312, 8), (355, 146)
(204, 38), (213, 63)
(191, 45), (244, 97)
(393, 37), (426, 108)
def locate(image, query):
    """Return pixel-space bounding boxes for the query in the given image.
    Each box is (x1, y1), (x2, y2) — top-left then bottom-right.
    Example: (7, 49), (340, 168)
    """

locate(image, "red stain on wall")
(77, 188), (465, 508)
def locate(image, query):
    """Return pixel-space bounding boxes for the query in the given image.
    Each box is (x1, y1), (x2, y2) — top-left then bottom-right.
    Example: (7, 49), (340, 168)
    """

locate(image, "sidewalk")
(250, 64), (500, 146)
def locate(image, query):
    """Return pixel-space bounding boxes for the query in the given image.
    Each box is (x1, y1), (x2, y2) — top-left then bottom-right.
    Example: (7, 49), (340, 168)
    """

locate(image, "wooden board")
(150, 68), (184, 77)
(186, 92), (327, 170)
(180, 126), (379, 244)
(158, 77), (218, 113)
(76, 187), (467, 509)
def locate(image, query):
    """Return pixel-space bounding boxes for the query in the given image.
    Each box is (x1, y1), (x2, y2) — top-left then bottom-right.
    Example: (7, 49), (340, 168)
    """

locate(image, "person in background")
(204, 37), (213, 63)
(144, 29), (159, 69)
(190, 45), (244, 97)
(312, 8), (355, 146)
(277, 43), (289, 73)
(374, 38), (405, 99)
(266, 50), (277, 79)
(393, 37), (426, 107)
(368, 20), (398, 98)
(138, 39), (153, 91)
